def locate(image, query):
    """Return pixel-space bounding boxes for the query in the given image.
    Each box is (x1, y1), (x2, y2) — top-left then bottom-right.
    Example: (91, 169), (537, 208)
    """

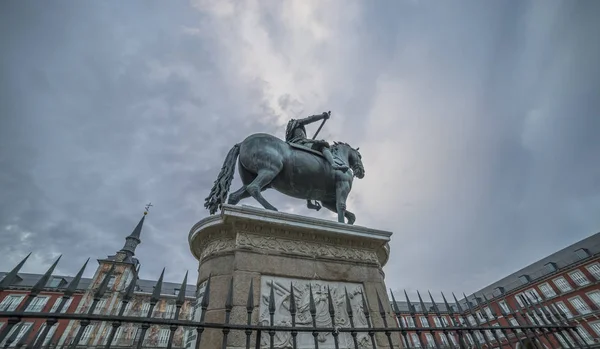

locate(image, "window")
(439, 333), (448, 345)
(49, 297), (72, 313)
(79, 325), (94, 344)
(467, 315), (476, 325)
(420, 316), (429, 327)
(465, 333), (474, 345)
(47, 277), (62, 288)
(173, 288), (180, 296)
(518, 275), (530, 284)
(424, 333), (435, 348)
(553, 277), (573, 292)
(545, 262), (557, 273)
(557, 332), (575, 348)
(0, 295), (25, 311)
(484, 329), (493, 341)
(441, 316), (450, 326)
(106, 327), (123, 345)
(36, 323), (57, 346)
(524, 288), (541, 304)
(493, 323), (506, 338)
(515, 293), (525, 308)
(410, 333), (421, 347)
(476, 310), (485, 322)
(93, 298), (107, 314)
(586, 291), (600, 307)
(433, 317), (441, 327)
(498, 300), (510, 314)
(158, 329), (170, 347)
(554, 302), (573, 318)
(568, 296), (591, 315)
(25, 296), (49, 312)
(6, 322), (33, 346)
(484, 306), (493, 318)
(107, 276), (116, 288)
(569, 270), (590, 287)
(586, 263), (600, 280)
(576, 326), (594, 344)
(538, 283), (556, 298)
(449, 334), (458, 346)
(165, 304), (175, 319)
(575, 248), (590, 259)
(141, 302), (151, 317)
(590, 321), (600, 336)
(509, 317), (522, 333)
(124, 301), (133, 315)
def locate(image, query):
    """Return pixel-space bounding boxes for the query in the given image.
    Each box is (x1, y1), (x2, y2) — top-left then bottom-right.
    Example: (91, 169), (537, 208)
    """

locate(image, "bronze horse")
(204, 133), (365, 224)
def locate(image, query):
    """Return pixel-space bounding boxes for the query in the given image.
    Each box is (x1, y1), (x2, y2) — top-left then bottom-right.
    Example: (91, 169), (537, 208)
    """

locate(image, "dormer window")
(47, 277), (63, 288)
(518, 275), (530, 285)
(575, 248), (590, 259)
(493, 287), (505, 296)
(545, 262), (557, 273)
(174, 288), (180, 296)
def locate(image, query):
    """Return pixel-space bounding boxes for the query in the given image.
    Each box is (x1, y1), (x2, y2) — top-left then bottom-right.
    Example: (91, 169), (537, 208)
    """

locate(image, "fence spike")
(94, 263), (116, 300)
(289, 282), (298, 349)
(200, 275), (211, 311)
(246, 279), (254, 311)
(326, 286), (335, 318)
(223, 277), (234, 349)
(390, 289), (401, 314)
(344, 287), (353, 316)
(376, 289), (386, 316)
(123, 269), (138, 303)
(15, 322), (34, 348)
(344, 287), (359, 349)
(31, 255), (62, 295)
(225, 277), (234, 311)
(0, 252), (31, 291)
(309, 284), (317, 316)
(416, 290), (428, 316)
(150, 267), (165, 304)
(64, 258), (89, 297)
(403, 290), (415, 315)
(268, 280), (276, 314)
(440, 292), (453, 315)
(176, 271), (188, 306)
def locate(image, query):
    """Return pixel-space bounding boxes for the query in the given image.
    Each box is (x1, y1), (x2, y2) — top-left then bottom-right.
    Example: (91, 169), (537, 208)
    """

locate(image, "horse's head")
(333, 142), (365, 179)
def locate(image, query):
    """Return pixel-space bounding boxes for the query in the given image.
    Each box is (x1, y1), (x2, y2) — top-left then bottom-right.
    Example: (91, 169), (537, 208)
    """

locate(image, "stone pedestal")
(187, 204), (396, 349)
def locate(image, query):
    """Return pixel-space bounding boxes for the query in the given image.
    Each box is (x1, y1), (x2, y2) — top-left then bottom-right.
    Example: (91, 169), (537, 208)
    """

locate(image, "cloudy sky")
(1, 0), (599, 298)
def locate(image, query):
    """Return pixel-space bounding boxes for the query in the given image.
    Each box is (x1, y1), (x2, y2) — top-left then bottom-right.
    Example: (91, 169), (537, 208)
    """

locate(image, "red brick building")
(393, 231), (600, 348)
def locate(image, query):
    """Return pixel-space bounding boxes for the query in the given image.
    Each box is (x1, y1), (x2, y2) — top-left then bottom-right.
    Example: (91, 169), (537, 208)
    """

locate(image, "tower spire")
(118, 203), (151, 262)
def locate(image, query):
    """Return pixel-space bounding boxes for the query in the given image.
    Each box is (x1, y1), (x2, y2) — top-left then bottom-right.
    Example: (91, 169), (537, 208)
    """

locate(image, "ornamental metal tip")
(151, 268), (165, 303)
(268, 280), (276, 313)
(326, 286), (335, 316)
(123, 272), (138, 302)
(64, 258), (89, 297)
(225, 277), (234, 310)
(416, 290), (428, 316)
(0, 252), (32, 291)
(288, 282), (296, 315)
(389, 289), (401, 314)
(246, 279), (254, 311)
(176, 271), (188, 306)
(359, 290), (370, 316)
(376, 289), (386, 315)
(451, 293), (464, 312)
(344, 287), (353, 316)
(427, 291), (441, 315)
(201, 275), (211, 309)
(31, 255), (62, 295)
(308, 284), (316, 315)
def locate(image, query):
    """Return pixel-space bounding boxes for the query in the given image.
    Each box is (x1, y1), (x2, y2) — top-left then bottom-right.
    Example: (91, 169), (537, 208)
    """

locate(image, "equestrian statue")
(204, 111), (365, 224)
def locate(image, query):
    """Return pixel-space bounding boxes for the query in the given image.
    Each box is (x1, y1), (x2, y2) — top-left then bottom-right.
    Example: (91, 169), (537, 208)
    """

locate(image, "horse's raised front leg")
(320, 200), (355, 225)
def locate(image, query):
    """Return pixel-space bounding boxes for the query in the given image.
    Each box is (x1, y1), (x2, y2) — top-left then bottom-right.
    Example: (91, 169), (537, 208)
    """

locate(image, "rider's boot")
(323, 148), (349, 172)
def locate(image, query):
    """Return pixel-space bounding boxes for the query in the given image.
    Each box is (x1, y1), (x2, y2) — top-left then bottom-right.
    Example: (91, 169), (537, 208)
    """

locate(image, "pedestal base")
(187, 205), (396, 349)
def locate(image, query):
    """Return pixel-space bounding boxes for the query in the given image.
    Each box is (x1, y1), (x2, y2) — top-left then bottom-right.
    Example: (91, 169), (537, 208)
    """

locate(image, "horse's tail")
(204, 143), (241, 214)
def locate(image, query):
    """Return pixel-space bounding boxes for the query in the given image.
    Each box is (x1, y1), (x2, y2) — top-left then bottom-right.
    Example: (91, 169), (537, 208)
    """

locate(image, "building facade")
(0, 212), (196, 348)
(393, 232), (600, 348)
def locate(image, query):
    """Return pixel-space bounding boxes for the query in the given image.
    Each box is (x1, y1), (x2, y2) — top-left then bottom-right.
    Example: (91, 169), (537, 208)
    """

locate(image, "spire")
(119, 203), (151, 259)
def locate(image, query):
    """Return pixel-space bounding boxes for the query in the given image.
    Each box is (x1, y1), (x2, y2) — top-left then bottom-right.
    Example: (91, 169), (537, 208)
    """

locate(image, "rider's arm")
(298, 112), (327, 126)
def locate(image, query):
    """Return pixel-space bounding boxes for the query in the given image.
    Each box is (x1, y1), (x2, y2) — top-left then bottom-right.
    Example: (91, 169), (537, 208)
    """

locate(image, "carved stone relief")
(237, 233), (379, 265)
(259, 276), (371, 349)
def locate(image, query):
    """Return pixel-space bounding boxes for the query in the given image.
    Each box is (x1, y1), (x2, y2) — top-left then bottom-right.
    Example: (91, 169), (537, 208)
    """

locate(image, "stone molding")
(189, 205), (392, 267)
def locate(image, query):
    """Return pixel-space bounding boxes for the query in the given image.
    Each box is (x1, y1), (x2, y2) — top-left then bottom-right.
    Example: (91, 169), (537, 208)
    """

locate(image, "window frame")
(568, 269), (591, 287)
(552, 276), (573, 293)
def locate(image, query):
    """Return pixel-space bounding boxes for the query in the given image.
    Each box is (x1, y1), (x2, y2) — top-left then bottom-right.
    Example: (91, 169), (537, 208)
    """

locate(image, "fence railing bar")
(441, 292), (464, 349)
(134, 267), (163, 349)
(460, 293), (491, 349)
(326, 286), (340, 349)
(165, 271), (187, 349)
(518, 295), (556, 348)
(389, 290), (410, 349)
(502, 296), (543, 349)
(245, 279), (254, 349)
(405, 290), (425, 348)
(343, 287), (359, 349)
(452, 293), (482, 349)
(194, 274), (210, 349)
(522, 294), (564, 349)
(549, 301), (582, 348)
(531, 295), (574, 349)
(428, 291), (454, 349)
(472, 294), (505, 348)
(376, 290), (394, 349)
(359, 290), (376, 349)
(0, 253), (36, 345)
(417, 291), (440, 349)
(308, 284), (319, 349)
(288, 282), (297, 349)
(481, 294), (517, 349)
(221, 277), (234, 349)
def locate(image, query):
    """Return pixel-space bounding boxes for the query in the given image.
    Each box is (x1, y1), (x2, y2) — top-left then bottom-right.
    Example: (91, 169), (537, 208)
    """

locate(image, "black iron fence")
(0, 257), (593, 349)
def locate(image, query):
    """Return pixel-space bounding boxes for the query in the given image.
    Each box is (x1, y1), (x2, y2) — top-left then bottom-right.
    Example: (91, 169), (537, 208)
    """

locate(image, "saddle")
(287, 142), (324, 158)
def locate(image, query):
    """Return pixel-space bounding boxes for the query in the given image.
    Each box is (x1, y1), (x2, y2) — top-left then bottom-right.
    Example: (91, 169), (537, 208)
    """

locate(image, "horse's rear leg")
(228, 164), (257, 205)
(246, 168), (280, 211)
